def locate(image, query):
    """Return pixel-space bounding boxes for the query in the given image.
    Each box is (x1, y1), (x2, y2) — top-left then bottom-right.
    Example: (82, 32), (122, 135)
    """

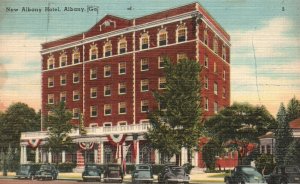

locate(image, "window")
(119, 62), (126, 75)
(177, 25), (187, 42)
(47, 56), (54, 69)
(214, 102), (218, 114)
(104, 104), (112, 116)
(140, 33), (149, 49)
(214, 82), (218, 95)
(90, 87), (97, 98)
(104, 85), (111, 96)
(48, 77), (54, 87)
(140, 119), (150, 124)
(119, 82), (126, 94)
(159, 77), (166, 89)
(118, 121), (127, 126)
(141, 59), (149, 71)
(158, 56), (165, 69)
(177, 53), (187, 62)
(261, 145), (265, 154)
(104, 65), (111, 77)
(90, 68), (97, 80)
(73, 90), (80, 101)
(60, 53), (67, 67)
(118, 38), (127, 54)
(214, 62), (217, 73)
(48, 94), (54, 104)
(204, 55), (208, 68)
(223, 70), (226, 80)
(73, 49), (80, 64)
(90, 44), (98, 60)
(103, 122), (112, 127)
(213, 37), (218, 54)
(141, 79), (149, 92)
(118, 102), (126, 114)
(90, 106), (98, 117)
(205, 98), (208, 111)
(104, 41), (112, 57)
(60, 74), (66, 86)
(222, 88), (226, 98)
(73, 108), (80, 119)
(73, 72), (80, 83)
(141, 100), (149, 113)
(204, 76), (208, 89)
(204, 29), (208, 45)
(158, 29), (167, 46)
(60, 91), (66, 102)
(222, 45), (226, 60)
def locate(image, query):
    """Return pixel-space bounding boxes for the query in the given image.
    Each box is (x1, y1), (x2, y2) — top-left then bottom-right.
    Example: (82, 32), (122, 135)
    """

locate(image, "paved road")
(0, 178), (225, 184)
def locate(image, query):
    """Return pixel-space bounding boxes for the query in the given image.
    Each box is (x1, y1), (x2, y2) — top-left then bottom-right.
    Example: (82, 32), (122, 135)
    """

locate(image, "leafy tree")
(205, 102), (275, 164)
(274, 103), (293, 167)
(146, 58), (202, 163)
(255, 154), (275, 175)
(284, 139), (300, 166)
(286, 96), (300, 122)
(44, 102), (75, 164)
(202, 139), (221, 170)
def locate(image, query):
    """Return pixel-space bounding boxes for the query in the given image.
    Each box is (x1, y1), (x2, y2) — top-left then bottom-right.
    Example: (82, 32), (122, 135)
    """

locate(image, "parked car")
(82, 163), (102, 182)
(35, 164), (58, 180)
(224, 165), (266, 184)
(16, 164), (40, 180)
(103, 163), (123, 183)
(266, 165), (300, 184)
(158, 165), (190, 184)
(132, 164), (154, 184)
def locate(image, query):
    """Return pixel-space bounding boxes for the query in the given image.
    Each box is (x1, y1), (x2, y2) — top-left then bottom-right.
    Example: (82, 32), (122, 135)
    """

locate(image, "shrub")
(255, 154), (275, 175)
(57, 162), (76, 172)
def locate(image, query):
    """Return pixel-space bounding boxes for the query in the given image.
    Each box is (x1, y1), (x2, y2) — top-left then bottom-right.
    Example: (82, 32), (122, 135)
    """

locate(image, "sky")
(0, 0), (299, 116)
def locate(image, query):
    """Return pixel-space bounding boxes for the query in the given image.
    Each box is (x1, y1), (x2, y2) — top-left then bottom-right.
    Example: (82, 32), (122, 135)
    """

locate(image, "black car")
(16, 164), (40, 180)
(266, 165), (300, 184)
(132, 164), (154, 184)
(103, 163), (124, 183)
(82, 163), (102, 182)
(35, 164), (58, 180)
(158, 165), (190, 184)
(224, 165), (266, 184)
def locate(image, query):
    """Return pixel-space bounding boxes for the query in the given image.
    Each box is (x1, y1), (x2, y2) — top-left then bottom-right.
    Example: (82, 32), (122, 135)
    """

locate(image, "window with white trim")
(205, 98), (208, 111)
(104, 85), (111, 96)
(204, 76), (208, 89)
(118, 102), (126, 114)
(48, 94), (54, 104)
(119, 82), (126, 94)
(89, 123), (98, 128)
(222, 44), (226, 60)
(204, 55), (208, 68)
(223, 70), (226, 80)
(177, 53), (187, 62)
(140, 33), (149, 49)
(73, 72), (80, 83)
(48, 77), (54, 88)
(159, 77), (166, 89)
(47, 56), (54, 69)
(73, 49), (80, 64)
(104, 41), (112, 57)
(90, 44), (98, 60)
(90, 68), (97, 80)
(73, 90), (80, 101)
(214, 62), (217, 73)
(60, 91), (66, 102)
(141, 100), (149, 113)
(214, 82), (218, 95)
(140, 119), (150, 124)
(104, 104), (112, 116)
(214, 102), (218, 114)
(104, 65), (111, 77)
(90, 106), (98, 117)
(158, 56), (165, 69)
(73, 108), (80, 119)
(103, 122), (112, 127)
(213, 37), (218, 54)
(118, 38), (127, 54)
(118, 121), (127, 126)
(119, 62), (126, 75)
(90, 87), (97, 98)
(204, 29), (208, 45)
(222, 87), (226, 98)
(60, 74), (66, 86)
(141, 59), (149, 71)
(158, 29), (167, 46)
(60, 53), (67, 67)
(177, 25), (187, 42)
(141, 79), (149, 92)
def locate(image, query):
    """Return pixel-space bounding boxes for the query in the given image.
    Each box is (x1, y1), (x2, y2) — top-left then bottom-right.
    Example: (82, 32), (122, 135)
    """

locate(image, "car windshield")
(20, 165), (30, 171)
(171, 167), (185, 176)
(136, 170), (151, 178)
(40, 165), (52, 170)
(241, 167), (262, 178)
(86, 165), (98, 170)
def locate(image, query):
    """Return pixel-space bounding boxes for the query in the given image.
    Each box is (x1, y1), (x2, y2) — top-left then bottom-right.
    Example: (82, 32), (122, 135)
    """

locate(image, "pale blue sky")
(0, 0), (299, 115)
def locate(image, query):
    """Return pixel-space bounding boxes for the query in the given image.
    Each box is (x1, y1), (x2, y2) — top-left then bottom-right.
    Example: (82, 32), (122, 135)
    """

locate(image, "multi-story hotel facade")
(20, 2), (234, 169)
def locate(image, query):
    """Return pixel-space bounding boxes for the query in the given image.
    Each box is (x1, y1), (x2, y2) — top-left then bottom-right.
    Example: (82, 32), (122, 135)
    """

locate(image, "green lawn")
(208, 173), (230, 178)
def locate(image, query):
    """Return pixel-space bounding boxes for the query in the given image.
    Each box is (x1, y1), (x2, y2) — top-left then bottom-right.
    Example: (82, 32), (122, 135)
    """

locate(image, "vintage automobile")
(266, 165), (300, 184)
(82, 163), (102, 182)
(224, 165), (266, 184)
(103, 163), (124, 183)
(16, 164), (40, 180)
(131, 164), (154, 184)
(158, 165), (190, 184)
(35, 164), (59, 180)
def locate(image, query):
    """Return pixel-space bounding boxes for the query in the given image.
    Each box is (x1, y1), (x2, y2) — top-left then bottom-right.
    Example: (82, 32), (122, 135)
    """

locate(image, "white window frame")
(205, 98), (209, 111)
(223, 70), (226, 80)
(73, 72), (80, 83)
(141, 59), (149, 71)
(118, 102), (127, 114)
(204, 76), (208, 89)
(60, 74), (66, 86)
(214, 82), (218, 95)
(141, 79), (149, 92)
(214, 102), (218, 114)
(89, 44), (98, 60)
(90, 68), (97, 80)
(104, 104), (112, 116)
(103, 122), (112, 127)
(73, 90), (80, 101)
(214, 62), (217, 73)
(104, 85), (111, 96)
(59, 53), (67, 67)
(90, 87), (97, 98)
(104, 65), (111, 77)
(119, 82), (126, 95)
(47, 57), (54, 69)
(140, 33), (149, 50)
(89, 123), (98, 128)
(158, 56), (165, 69)
(158, 29), (168, 46)
(90, 105), (98, 117)
(204, 29), (208, 45)
(141, 100), (149, 113)
(119, 62), (126, 75)
(159, 77), (166, 89)
(48, 94), (54, 104)
(48, 77), (54, 88)
(118, 38), (127, 54)
(73, 108), (80, 119)
(213, 37), (219, 54)
(60, 91), (66, 103)
(204, 55), (208, 68)
(176, 25), (187, 43)
(222, 44), (226, 60)
(140, 119), (150, 124)
(118, 121), (127, 126)
(103, 41), (112, 57)
(72, 50), (80, 64)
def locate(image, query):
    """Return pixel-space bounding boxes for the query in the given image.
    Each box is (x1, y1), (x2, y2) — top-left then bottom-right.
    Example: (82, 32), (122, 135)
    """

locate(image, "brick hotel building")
(20, 2), (235, 169)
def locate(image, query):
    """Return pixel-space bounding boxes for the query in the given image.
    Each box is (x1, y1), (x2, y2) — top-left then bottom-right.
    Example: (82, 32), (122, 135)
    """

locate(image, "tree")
(205, 102), (275, 164)
(146, 58), (202, 164)
(202, 139), (221, 170)
(274, 103), (293, 167)
(284, 139), (300, 166)
(286, 96), (300, 122)
(44, 102), (75, 164)
(255, 154), (275, 175)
